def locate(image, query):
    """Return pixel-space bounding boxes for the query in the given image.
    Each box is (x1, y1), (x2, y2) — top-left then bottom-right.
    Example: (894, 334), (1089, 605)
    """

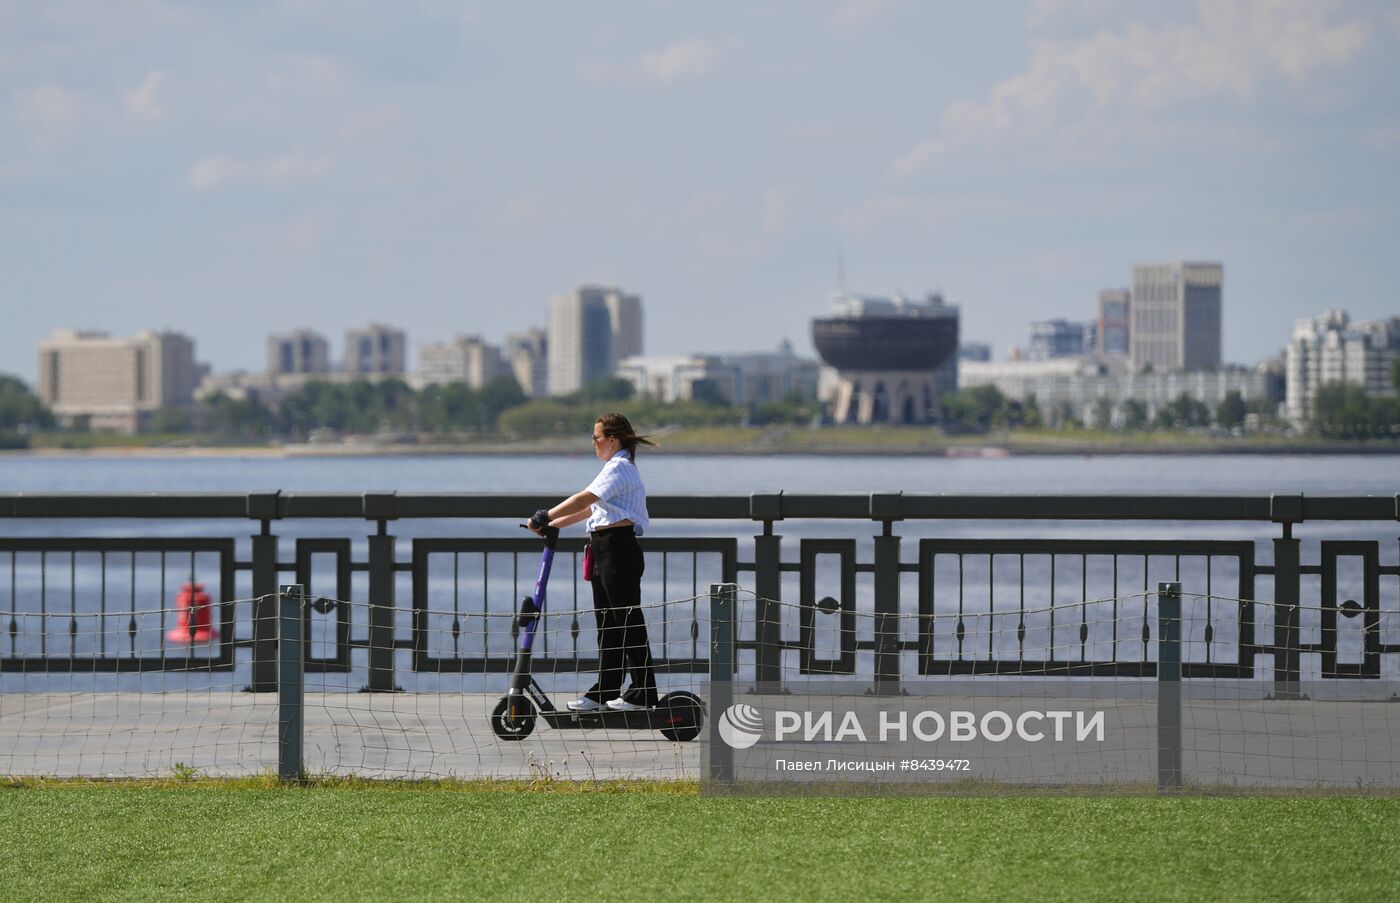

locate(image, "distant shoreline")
(6, 438), (1400, 459)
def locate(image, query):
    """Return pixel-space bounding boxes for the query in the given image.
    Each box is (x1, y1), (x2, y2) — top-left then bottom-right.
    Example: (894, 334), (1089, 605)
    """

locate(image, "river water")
(1, 453), (1396, 691)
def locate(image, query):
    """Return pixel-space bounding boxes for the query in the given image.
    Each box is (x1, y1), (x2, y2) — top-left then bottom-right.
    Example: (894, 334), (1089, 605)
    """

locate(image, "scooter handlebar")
(520, 523), (560, 549)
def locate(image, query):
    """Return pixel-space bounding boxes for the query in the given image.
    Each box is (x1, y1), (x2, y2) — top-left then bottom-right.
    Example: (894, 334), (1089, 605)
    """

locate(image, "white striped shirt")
(584, 450), (650, 535)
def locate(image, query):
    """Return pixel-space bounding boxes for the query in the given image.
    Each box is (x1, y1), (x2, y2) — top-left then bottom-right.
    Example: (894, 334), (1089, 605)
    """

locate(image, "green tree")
(148, 406), (192, 434)
(1154, 393), (1211, 430)
(1093, 397), (1114, 431)
(689, 379), (729, 407)
(941, 386), (1007, 433)
(1122, 399), (1148, 431)
(199, 392), (276, 440)
(477, 375), (527, 427)
(1021, 394), (1042, 429)
(0, 375), (53, 441)
(1312, 383), (1400, 439)
(1216, 391), (1247, 430)
(573, 376), (635, 404)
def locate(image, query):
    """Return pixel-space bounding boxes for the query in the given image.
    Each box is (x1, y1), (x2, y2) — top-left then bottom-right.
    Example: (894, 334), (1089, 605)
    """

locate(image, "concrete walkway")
(0, 693), (702, 781)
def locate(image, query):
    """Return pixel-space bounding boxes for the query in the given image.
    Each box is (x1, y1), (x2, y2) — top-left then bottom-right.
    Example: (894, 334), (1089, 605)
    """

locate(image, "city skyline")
(4, 3), (1400, 384)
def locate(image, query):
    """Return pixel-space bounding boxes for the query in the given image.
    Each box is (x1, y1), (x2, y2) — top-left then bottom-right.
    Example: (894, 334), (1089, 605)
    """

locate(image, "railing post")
(751, 493), (783, 694)
(708, 582), (736, 785)
(278, 583), (305, 782)
(1271, 494), (1303, 700)
(871, 493), (903, 696)
(365, 492), (398, 693)
(1157, 581), (1182, 792)
(248, 491), (281, 693)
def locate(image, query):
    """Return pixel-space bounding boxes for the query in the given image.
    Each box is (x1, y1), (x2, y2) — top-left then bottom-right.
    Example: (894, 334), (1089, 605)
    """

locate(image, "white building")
(37, 329), (201, 433)
(1286, 311), (1400, 424)
(419, 335), (508, 389)
(959, 356), (1272, 427)
(547, 286), (642, 395)
(345, 324), (407, 375)
(505, 328), (548, 398)
(1130, 262), (1222, 371)
(617, 343), (820, 405)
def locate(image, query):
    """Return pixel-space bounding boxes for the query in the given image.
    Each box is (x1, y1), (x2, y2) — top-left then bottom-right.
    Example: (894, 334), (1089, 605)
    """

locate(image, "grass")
(3, 780), (1399, 901)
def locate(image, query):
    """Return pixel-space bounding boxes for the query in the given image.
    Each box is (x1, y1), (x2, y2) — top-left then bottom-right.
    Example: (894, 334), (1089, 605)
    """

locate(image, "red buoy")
(167, 581), (218, 643)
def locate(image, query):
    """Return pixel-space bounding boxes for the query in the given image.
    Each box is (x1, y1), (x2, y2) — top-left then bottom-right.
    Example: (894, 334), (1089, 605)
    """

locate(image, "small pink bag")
(582, 543), (594, 581)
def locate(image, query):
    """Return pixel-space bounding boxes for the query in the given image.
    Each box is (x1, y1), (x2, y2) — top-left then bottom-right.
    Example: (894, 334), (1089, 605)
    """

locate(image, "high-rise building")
(1026, 319), (1096, 361)
(505, 328), (548, 398)
(419, 335), (508, 389)
(1286, 310), (1400, 423)
(1130, 262), (1222, 371)
(37, 329), (200, 433)
(1097, 289), (1131, 356)
(267, 329), (330, 375)
(546, 286), (642, 395)
(345, 324), (407, 375)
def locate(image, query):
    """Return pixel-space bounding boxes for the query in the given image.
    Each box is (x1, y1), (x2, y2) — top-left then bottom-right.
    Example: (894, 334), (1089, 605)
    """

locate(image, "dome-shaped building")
(812, 292), (959, 424)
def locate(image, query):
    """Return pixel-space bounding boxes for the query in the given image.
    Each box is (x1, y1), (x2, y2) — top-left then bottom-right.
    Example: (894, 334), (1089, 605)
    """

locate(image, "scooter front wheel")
(490, 695), (537, 741)
(657, 691), (705, 742)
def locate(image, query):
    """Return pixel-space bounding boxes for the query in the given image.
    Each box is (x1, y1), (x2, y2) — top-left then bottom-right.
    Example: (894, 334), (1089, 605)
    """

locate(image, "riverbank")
(6, 426), (1399, 458)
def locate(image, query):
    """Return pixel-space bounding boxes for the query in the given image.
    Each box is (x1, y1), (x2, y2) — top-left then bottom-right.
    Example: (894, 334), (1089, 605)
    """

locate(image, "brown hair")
(596, 412), (658, 457)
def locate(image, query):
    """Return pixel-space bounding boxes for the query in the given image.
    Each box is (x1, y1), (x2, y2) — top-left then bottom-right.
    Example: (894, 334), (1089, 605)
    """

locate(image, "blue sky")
(4, 1), (1398, 381)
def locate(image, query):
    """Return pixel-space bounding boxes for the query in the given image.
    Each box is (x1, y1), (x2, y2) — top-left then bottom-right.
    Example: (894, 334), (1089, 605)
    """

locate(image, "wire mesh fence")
(5, 582), (1400, 792)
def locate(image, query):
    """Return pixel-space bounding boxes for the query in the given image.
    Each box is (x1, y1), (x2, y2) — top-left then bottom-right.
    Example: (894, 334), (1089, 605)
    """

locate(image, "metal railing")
(3, 492), (1398, 695)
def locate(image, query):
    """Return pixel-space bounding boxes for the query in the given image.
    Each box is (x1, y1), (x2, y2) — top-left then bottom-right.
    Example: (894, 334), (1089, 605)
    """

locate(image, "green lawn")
(3, 783), (1398, 901)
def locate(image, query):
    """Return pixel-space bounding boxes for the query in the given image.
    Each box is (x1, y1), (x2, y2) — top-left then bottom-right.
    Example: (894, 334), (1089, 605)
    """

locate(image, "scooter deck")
(540, 706), (690, 731)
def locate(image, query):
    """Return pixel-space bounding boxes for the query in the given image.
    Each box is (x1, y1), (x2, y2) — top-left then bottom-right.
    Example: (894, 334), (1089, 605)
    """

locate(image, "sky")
(4, 0), (1399, 382)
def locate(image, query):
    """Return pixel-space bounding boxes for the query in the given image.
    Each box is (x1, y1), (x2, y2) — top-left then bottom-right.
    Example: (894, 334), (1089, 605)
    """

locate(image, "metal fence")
(3, 492), (1399, 696)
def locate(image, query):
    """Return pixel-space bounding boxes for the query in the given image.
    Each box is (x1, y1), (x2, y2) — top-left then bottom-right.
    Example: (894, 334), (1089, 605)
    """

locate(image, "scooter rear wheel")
(657, 691), (705, 742)
(490, 695), (537, 741)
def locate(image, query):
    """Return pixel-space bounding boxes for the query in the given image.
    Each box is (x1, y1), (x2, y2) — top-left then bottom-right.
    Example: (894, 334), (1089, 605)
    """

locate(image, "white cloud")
(831, 0), (901, 29)
(498, 190), (551, 225)
(891, 0), (1374, 177)
(186, 150), (334, 193)
(760, 185), (795, 234)
(838, 193), (1021, 233)
(123, 71), (168, 121)
(13, 84), (78, 132)
(283, 214), (328, 253)
(340, 105), (401, 140)
(586, 38), (737, 85)
(641, 38), (732, 84)
(675, 189), (729, 226)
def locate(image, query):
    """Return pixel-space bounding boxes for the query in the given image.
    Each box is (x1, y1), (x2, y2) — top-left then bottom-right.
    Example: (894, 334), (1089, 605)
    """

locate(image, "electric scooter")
(489, 524), (705, 742)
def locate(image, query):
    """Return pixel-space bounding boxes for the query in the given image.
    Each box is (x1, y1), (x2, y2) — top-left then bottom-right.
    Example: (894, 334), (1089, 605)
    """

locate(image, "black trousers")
(588, 526), (656, 701)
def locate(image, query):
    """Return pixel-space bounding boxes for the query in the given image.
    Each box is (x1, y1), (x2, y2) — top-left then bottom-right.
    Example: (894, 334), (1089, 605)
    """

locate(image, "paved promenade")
(5, 691), (1400, 789)
(0, 693), (702, 780)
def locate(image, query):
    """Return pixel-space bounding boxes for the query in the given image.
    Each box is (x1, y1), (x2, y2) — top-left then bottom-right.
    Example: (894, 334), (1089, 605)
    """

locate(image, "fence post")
(709, 582), (736, 785)
(871, 493), (903, 696)
(278, 583), (305, 782)
(751, 493), (783, 694)
(1271, 494), (1304, 700)
(1157, 581), (1182, 792)
(365, 493), (398, 693)
(249, 492), (281, 693)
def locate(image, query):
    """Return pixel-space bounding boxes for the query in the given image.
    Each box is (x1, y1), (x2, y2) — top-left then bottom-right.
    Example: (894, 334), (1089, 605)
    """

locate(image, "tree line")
(3, 369), (1398, 445)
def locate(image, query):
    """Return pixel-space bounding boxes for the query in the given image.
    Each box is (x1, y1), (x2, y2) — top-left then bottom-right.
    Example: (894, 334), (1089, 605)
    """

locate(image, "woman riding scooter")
(529, 413), (658, 712)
